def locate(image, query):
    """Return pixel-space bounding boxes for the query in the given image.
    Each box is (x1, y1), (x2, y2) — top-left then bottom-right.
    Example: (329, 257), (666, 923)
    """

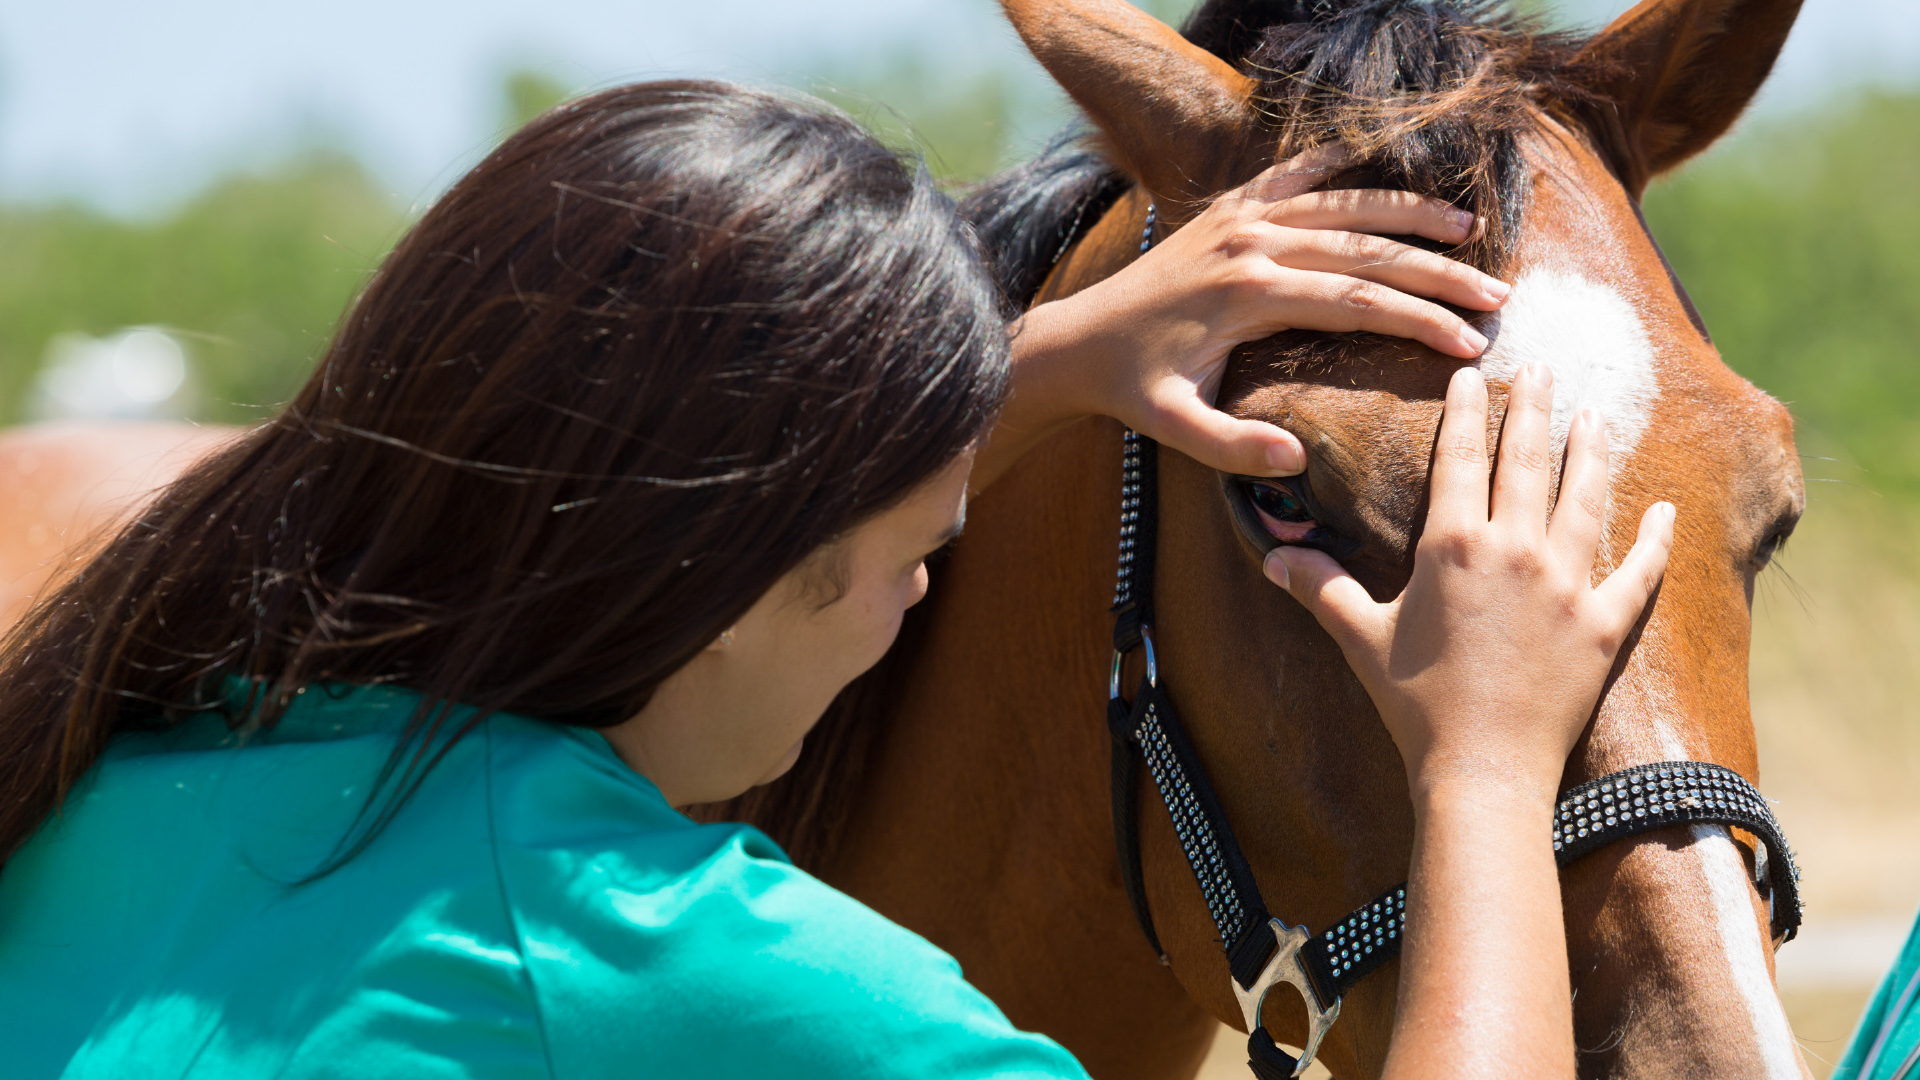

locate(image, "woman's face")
(604, 452), (973, 807)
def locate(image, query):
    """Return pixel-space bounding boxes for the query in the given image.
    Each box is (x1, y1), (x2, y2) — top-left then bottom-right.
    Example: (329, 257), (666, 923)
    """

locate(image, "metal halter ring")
(1108, 626), (1160, 700)
(1233, 919), (1343, 1078)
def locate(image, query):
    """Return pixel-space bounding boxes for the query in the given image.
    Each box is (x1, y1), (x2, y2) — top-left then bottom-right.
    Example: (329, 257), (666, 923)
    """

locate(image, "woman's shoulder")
(478, 716), (1088, 1080)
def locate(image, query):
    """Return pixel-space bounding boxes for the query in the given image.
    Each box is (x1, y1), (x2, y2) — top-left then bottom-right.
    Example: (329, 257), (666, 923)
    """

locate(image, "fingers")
(1425, 367), (1491, 535)
(1249, 227), (1507, 311)
(1239, 143), (1356, 204)
(1263, 545), (1383, 646)
(1147, 386), (1306, 475)
(1266, 188), (1482, 250)
(1593, 501), (1676, 630)
(1489, 363), (1555, 538)
(1252, 266), (1489, 358)
(1548, 408), (1609, 570)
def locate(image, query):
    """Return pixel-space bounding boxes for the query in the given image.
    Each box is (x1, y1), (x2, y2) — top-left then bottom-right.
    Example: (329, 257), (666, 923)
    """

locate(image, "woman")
(0, 81), (1668, 1077)
(1837, 930), (1920, 1078)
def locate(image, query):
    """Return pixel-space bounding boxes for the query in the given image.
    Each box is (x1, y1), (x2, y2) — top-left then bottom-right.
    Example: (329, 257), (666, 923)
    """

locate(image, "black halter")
(1103, 205), (1802, 1080)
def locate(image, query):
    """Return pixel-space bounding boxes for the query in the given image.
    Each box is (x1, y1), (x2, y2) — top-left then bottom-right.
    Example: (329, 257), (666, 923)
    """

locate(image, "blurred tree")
(814, 59), (1021, 184)
(503, 68), (574, 131)
(1645, 90), (1920, 495)
(0, 152), (405, 422)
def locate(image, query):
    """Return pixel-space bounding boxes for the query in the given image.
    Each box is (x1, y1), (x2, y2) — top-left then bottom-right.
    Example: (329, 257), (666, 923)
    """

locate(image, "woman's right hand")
(1262, 362), (1674, 804)
(1262, 362), (1675, 1080)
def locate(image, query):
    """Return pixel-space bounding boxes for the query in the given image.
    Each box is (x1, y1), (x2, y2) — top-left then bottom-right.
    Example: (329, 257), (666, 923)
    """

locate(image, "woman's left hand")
(974, 145), (1511, 491)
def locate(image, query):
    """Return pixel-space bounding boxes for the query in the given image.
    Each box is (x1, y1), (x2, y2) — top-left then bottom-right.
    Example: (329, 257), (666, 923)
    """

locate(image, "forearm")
(970, 298), (1105, 495)
(1382, 782), (1575, 1080)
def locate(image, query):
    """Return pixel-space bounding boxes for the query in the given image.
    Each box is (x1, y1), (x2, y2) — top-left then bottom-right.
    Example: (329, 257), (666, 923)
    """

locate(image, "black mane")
(964, 0), (1597, 312)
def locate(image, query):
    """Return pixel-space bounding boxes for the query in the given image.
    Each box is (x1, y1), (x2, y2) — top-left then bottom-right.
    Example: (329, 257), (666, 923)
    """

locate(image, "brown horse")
(0, 1), (1809, 1076)
(718, 0), (1810, 1078)
(0, 422), (236, 631)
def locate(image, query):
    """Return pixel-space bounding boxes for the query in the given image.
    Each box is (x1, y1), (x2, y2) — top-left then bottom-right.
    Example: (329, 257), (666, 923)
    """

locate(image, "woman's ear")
(999, 0), (1269, 212)
(1573, 0), (1803, 195)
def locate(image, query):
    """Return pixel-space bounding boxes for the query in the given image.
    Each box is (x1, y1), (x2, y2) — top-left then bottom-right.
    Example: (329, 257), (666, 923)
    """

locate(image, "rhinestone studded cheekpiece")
(1133, 697), (1248, 941)
(1112, 430), (1148, 613)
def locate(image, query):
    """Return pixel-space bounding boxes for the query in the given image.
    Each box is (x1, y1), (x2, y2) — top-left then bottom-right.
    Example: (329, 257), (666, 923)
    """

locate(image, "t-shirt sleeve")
(507, 826), (1091, 1080)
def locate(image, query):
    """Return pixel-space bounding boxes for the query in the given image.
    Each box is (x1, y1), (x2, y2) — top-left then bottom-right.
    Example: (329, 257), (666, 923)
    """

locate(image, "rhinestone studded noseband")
(1102, 202), (1802, 1080)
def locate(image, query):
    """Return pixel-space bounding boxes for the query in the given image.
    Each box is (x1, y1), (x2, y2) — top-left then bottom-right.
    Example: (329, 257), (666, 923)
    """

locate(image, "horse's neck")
(821, 414), (1220, 1079)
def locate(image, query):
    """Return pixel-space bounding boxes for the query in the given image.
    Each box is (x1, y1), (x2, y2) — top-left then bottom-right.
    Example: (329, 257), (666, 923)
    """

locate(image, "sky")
(1, 0), (1915, 215)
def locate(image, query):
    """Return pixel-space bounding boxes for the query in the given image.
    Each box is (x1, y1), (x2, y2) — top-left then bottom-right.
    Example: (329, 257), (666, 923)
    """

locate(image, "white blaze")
(1475, 268), (1659, 467)
(1690, 825), (1804, 1080)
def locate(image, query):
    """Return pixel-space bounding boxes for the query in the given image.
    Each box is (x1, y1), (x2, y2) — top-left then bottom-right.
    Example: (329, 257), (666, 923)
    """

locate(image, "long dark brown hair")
(0, 80), (1009, 864)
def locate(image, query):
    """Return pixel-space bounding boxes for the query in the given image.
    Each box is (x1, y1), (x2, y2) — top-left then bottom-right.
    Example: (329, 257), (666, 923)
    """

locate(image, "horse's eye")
(1248, 481), (1311, 522)
(1753, 524), (1792, 569)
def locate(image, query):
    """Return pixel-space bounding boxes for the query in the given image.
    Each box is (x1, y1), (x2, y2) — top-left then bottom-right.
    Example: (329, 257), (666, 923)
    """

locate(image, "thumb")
(1147, 387), (1306, 476)
(1264, 545), (1382, 646)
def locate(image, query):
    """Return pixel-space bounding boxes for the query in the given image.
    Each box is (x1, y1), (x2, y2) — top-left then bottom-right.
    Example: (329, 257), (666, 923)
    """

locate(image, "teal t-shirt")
(1837, 908), (1920, 1080)
(0, 684), (1089, 1080)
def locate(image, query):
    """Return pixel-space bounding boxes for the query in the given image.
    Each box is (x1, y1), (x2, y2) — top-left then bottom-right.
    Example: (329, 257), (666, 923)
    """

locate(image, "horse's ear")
(1574, 0), (1803, 194)
(1001, 0), (1264, 210)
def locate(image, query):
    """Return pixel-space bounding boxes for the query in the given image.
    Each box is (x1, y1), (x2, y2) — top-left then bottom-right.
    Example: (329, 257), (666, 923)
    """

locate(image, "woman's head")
(0, 80), (1009, 855)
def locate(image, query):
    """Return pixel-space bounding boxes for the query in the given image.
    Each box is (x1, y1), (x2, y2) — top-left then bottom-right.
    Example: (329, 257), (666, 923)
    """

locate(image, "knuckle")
(1572, 488), (1607, 523)
(1231, 263), (1284, 298)
(1224, 223), (1278, 256)
(1336, 231), (1380, 262)
(1503, 443), (1551, 473)
(1437, 437), (1485, 467)
(1420, 524), (1480, 561)
(1340, 280), (1383, 313)
(1500, 538), (1546, 574)
(1594, 622), (1628, 655)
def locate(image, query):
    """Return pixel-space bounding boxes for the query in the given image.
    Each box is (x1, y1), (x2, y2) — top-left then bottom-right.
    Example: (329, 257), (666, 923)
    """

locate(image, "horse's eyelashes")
(1752, 516), (1798, 571)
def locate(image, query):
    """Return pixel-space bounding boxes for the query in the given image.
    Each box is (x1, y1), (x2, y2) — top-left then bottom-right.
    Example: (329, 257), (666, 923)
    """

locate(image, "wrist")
(1409, 769), (1560, 822)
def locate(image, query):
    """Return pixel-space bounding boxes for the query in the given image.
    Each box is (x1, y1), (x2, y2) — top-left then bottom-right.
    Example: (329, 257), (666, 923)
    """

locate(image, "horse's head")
(1010, 0), (1807, 1075)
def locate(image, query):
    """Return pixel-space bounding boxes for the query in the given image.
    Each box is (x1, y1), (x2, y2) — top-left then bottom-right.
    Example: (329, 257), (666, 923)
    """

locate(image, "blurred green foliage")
(502, 70), (572, 131)
(814, 59), (1021, 184)
(1644, 90), (1920, 496)
(0, 60), (1915, 502)
(0, 152), (404, 423)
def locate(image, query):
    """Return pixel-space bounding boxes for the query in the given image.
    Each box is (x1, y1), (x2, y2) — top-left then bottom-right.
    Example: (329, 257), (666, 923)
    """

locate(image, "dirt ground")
(1193, 481), (1920, 1080)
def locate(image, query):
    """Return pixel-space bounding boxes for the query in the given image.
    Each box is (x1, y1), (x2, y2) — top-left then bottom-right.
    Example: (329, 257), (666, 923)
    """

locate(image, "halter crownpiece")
(1102, 202), (1800, 1080)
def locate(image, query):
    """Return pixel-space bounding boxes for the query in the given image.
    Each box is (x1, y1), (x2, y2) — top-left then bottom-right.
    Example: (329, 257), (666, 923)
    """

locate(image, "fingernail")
(1459, 326), (1489, 355)
(1264, 549), (1290, 589)
(1482, 278), (1511, 302)
(1659, 501), (1677, 523)
(1265, 436), (1305, 474)
(1578, 406), (1601, 430)
(1448, 208), (1475, 235)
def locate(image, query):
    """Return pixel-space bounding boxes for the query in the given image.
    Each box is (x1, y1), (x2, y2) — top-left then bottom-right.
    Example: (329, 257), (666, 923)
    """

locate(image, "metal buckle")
(1232, 919), (1343, 1078)
(1108, 627), (1159, 699)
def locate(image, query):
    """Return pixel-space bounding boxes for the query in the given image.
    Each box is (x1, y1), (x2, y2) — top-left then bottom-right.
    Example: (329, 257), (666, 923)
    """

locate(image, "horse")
(0, 422), (236, 632)
(709, 0), (1811, 1077)
(0, 1), (1810, 1075)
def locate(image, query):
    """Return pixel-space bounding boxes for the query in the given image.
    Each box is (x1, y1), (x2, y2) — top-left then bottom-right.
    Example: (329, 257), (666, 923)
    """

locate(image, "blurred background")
(0, 0), (1914, 1075)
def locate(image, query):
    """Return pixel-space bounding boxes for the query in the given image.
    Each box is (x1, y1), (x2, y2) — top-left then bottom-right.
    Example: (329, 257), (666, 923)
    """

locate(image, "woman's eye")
(1248, 481), (1311, 522)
